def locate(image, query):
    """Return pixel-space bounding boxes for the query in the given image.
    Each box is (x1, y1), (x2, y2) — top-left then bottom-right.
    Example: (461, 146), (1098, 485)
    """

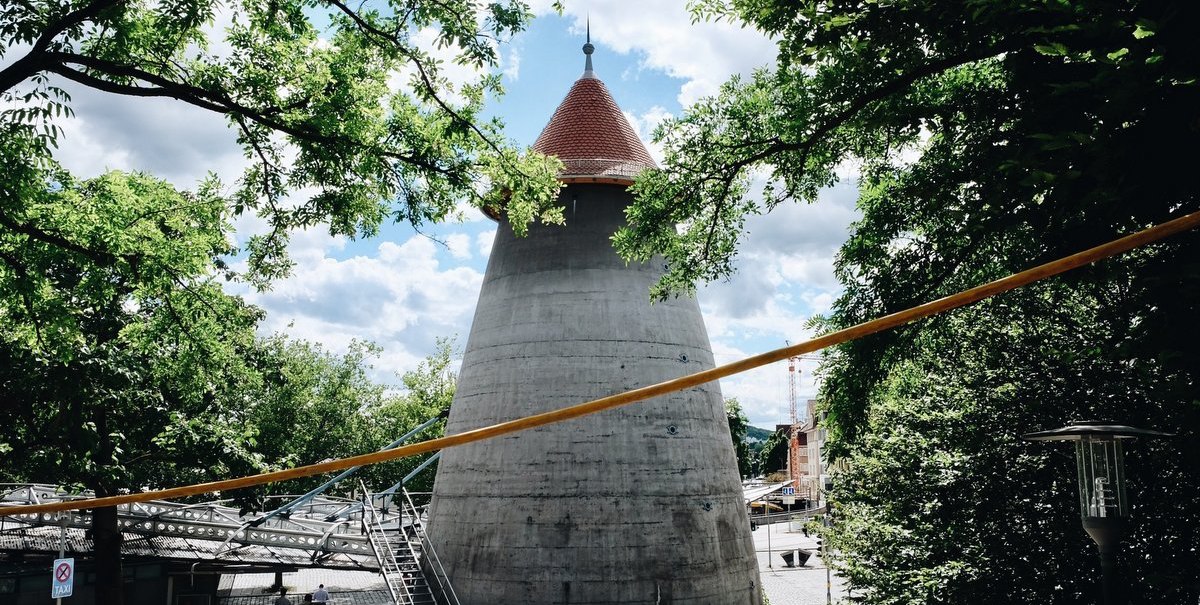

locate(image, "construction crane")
(784, 348), (822, 499)
(788, 355), (801, 493)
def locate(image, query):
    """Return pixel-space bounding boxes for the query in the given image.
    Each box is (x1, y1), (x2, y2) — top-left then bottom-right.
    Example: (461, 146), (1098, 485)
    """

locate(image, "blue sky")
(40, 3), (861, 428)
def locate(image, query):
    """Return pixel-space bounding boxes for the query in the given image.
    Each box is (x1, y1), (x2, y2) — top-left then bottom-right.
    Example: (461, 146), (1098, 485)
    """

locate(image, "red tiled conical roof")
(533, 75), (657, 184)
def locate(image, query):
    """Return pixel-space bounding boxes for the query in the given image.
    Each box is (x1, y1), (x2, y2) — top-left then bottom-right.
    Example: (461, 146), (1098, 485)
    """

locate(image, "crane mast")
(788, 356), (801, 493)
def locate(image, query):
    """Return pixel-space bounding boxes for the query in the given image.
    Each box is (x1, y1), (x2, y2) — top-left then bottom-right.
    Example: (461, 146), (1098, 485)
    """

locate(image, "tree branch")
(44, 52), (457, 177)
(671, 44), (1026, 273)
(233, 114), (279, 203)
(41, 59), (228, 111)
(0, 206), (133, 267)
(325, 0), (521, 171)
(0, 249), (47, 349)
(0, 0), (122, 94)
(756, 45), (1022, 171)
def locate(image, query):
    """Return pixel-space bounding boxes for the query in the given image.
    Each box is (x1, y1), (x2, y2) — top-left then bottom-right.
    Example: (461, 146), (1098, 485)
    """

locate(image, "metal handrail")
(749, 504), (827, 526)
(388, 492), (434, 604)
(358, 481), (413, 604)
(402, 489), (460, 605)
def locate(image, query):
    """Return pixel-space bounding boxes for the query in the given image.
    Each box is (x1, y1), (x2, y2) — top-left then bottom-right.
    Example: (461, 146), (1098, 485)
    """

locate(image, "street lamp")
(1022, 420), (1173, 605)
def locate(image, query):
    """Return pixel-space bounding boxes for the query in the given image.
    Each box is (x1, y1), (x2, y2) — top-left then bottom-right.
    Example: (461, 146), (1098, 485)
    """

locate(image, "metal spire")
(582, 16), (595, 78)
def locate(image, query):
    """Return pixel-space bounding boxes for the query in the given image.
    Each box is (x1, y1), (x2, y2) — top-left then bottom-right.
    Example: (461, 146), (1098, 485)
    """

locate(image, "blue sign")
(782, 486), (796, 495)
(51, 558), (73, 598)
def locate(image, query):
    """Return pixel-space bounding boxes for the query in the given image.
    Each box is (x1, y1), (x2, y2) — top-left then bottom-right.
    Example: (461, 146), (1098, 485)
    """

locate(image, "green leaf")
(1034, 42), (1070, 56)
(1133, 19), (1157, 39)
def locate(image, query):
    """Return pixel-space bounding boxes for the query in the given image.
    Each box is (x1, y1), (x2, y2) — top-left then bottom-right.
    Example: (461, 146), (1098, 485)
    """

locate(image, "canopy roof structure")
(742, 482), (791, 504)
(0, 484), (383, 571)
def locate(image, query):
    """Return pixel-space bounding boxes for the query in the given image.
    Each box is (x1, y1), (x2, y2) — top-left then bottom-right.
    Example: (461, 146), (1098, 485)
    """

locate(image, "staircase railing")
(400, 489), (461, 605)
(359, 481), (414, 604)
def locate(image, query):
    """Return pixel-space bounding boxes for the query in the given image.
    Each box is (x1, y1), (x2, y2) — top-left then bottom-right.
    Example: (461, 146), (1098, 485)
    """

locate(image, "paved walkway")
(754, 520), (848, 605)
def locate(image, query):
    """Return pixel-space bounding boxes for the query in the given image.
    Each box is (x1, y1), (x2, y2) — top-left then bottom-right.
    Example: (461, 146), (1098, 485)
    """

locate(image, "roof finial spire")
(582, 15), (595, 78)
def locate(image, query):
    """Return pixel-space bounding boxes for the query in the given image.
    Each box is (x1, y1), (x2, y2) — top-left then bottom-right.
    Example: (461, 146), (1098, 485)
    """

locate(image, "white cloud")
(52, 81), (245, 187)
(54, 114), (136, 177)
(242, 235), (484, 384)
(288, 227), (348, 265)
(475, 229), (496, 258)
(623, 106), (673, 164)
(445, 233), (473, 260)
(693, 181), (860, 426)
(452, 199), (492, 224)
(502, 47), (522, 81)
(710, 341), (823, 428)
(772, 252), (840, 291)
(803, 291), (835, 317)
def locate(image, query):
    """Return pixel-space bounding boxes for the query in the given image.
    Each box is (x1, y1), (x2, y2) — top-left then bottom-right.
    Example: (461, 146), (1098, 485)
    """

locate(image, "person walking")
(313, 583), (330, 604)
(273, 588), (292, 605)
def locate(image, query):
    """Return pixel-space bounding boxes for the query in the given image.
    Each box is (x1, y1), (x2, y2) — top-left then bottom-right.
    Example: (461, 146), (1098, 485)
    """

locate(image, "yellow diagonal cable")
(5, 209), (1199, 516)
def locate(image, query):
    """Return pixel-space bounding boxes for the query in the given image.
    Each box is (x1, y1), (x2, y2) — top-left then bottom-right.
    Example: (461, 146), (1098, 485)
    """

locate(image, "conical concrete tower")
(426, 34), (760, 605)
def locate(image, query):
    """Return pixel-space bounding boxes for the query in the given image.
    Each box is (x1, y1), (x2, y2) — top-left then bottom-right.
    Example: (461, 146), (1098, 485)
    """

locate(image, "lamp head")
(1023, 421), (1173, 524)
(1022, 420), (1174, 442)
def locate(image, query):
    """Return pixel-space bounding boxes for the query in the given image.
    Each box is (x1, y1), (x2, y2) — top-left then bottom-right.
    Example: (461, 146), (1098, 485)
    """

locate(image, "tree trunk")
(91, 502), (124, 605)
(91, 389), (124, 605)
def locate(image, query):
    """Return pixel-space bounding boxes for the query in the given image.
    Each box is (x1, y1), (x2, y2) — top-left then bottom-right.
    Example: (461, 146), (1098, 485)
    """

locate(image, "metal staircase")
(358, 482), (456, 605)
(398, 489), (459, 605)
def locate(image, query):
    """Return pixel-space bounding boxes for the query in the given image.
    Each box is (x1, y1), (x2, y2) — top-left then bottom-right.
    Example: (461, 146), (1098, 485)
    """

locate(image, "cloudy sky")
(44, 2), (860, 428)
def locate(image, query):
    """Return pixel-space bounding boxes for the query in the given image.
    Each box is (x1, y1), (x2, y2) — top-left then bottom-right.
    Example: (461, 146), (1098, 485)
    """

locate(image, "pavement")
(754, 520), (848, 605)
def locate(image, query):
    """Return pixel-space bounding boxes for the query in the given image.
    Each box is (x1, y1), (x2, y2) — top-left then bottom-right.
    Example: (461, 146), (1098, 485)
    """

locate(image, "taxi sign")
(51, 557), (74, 598)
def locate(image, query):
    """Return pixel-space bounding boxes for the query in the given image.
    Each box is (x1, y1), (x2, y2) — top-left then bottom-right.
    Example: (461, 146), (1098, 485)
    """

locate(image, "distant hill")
(744, 425), (774, 454)
(746, 425), (774, 441)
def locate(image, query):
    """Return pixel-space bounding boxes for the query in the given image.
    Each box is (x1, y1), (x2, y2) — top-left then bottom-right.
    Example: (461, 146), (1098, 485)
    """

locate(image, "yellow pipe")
(4, 209), (1198, 516)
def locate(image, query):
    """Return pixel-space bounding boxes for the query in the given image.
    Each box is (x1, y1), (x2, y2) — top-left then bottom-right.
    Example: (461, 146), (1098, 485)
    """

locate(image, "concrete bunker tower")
(425, 36), (760, 605)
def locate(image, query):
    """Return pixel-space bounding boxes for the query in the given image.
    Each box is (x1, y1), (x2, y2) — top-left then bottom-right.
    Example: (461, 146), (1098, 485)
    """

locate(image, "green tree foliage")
(725, 397), (754, 478)
(232, 336), (455, 506)
(755, 427), (787, 478)
(0, 170), (262, 490)
(0, 169), (270, 603)
(631, 1), (1200, 602)
(0, 167), (458, 603)
(619, 0), (1199, 299)
(824, 283), (1198, 604)
(236, 338), (390, 495)
(357, 336), (457, 498)
(1, 0), (563, 284)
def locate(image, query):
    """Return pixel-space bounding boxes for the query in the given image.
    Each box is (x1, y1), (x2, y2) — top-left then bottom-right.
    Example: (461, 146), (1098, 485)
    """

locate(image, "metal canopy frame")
(1, 484), (376, 561)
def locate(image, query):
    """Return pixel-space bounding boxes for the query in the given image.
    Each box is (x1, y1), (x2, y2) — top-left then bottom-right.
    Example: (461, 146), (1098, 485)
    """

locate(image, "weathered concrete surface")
(426, 183), (760, 604)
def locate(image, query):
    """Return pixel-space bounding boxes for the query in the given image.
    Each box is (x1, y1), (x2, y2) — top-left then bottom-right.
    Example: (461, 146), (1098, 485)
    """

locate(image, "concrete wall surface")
(426, 184), (760, 604)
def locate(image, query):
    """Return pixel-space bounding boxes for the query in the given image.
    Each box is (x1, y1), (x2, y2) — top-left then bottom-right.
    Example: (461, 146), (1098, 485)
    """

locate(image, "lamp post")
(1022, 421), (1173, 605)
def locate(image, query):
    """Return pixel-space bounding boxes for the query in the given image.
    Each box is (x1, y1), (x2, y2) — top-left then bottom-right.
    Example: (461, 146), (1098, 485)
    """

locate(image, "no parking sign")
(51, 558), (73, 598)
